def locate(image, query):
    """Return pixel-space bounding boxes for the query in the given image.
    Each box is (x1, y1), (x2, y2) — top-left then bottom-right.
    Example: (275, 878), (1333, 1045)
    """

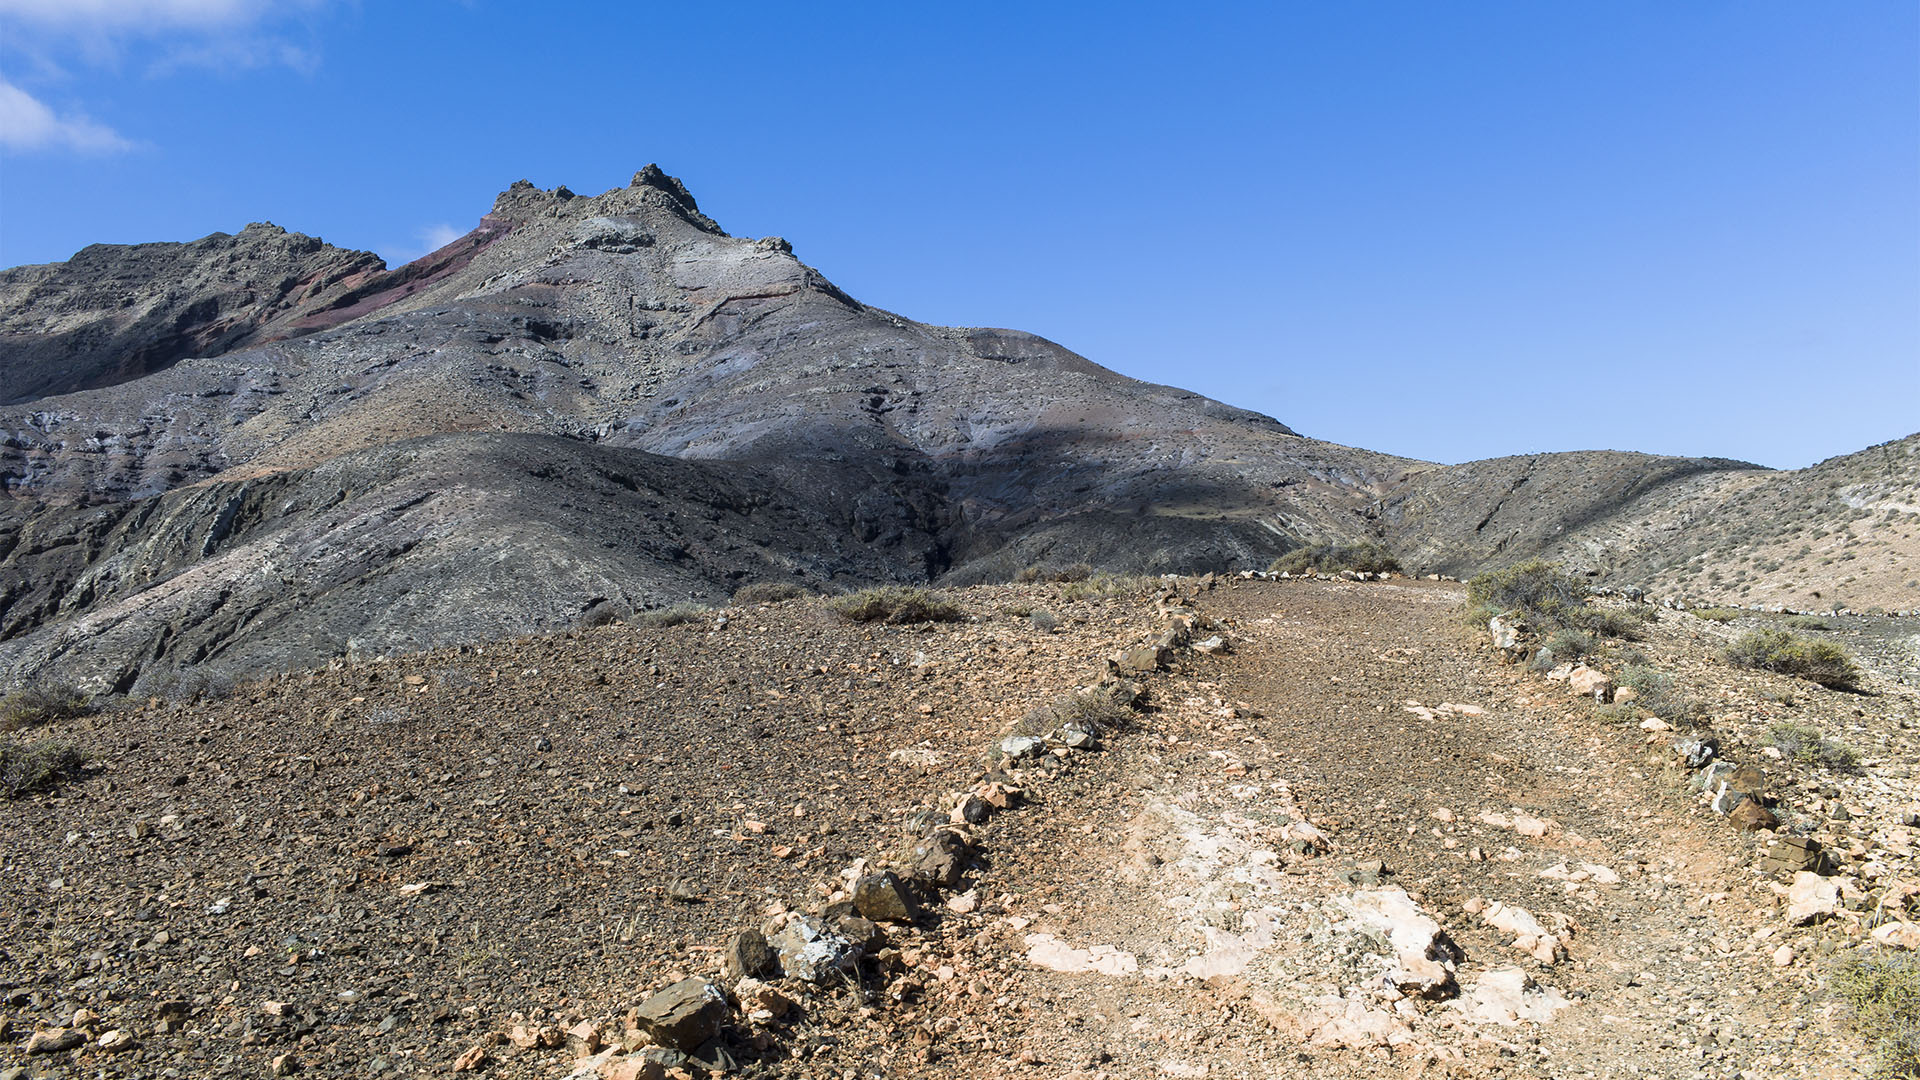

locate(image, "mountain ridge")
(1, 166), (1911, 692)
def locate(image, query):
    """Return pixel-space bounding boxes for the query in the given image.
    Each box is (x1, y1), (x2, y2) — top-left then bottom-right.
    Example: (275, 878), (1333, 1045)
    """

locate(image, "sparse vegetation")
(1544, 627), (1599, 661)
(0, 739), (88, 798)
(1764, 721), (1861, 772)
(1011, 689), (1135, 738)
(732, 582), (808, 604)
(1580, 606), (1651, 640)
(1059, 573), (1156, 602)
(1016, 563), (1095, 583)
(1725, 628), (1862, 689)
(634, 603), (713, 628)
(1616, 663), (1707, 728)
(1785, 614), (1832, 631)
(1833, 950), (1920, 1077)
(1268, 541), (1400, 576)
(1465, 559), (1646, 643)
(1466, 559), (1590, 630)
(0, 683), (91, 733)
(1690, 607), (1743, 623)
(830, 586), (964, 624)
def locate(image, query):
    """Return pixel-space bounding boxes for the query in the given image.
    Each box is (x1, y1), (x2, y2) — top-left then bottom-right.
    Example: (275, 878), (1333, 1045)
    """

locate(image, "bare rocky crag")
(1, 165), (1914, 692)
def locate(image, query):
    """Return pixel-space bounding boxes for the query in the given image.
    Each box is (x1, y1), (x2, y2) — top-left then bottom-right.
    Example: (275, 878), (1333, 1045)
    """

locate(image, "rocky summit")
(0, 165), (1914, 696)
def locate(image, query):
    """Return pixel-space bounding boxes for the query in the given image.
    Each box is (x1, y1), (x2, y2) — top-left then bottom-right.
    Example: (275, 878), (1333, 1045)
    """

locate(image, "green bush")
(1764, 721), (1861, 772)
(634, 603), (713, 628)
(830, 586), (963, 624)
(0, 739), (88, 798)
(1466, 560), (1589, 627)
(1690, 607), (1743, 623)
(1833, 950), (1920, 1077)
(1785, 614), (1832, 631)
(1467, 560), (1642, 640)
(1725, 628), (1863, 689)
(732, 582), (808, 604)
(0, 684), (91, 733)
(1269, 541), (1400, 576)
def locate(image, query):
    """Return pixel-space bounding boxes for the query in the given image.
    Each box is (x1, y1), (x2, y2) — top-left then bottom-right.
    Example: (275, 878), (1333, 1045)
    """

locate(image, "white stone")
(1343, 888), (1455, 994)
(1870, 921), (1920, 949)
(1483, 901), (1564, 964)
(1785, 871), (1839, 925)
(1452, 967), (1574, 1026)
(1304, 995), (1413, 1048)
(1024, 933), (1138, 976)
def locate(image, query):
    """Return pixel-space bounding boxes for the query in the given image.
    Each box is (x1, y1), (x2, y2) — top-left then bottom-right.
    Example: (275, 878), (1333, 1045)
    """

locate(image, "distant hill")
(1, 165), (1910, 691)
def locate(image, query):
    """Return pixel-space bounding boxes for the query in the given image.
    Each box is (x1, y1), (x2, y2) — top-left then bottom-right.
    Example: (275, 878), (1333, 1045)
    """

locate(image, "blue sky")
(2, 1), (1914, 470)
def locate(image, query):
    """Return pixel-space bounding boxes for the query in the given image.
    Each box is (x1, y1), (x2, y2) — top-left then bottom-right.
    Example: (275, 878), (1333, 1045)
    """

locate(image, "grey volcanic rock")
(0, 432), (949, 692)
(3, 164), (1908, 689)
(1378, 451), (1761, 577)
(0, 223), (384, 403)
(0, 215), (516, 407)
(0, 166), (1418, 688)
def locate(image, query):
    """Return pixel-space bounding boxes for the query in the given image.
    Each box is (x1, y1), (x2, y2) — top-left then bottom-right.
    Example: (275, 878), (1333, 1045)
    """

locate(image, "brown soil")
(4, 578), (1915, 1079)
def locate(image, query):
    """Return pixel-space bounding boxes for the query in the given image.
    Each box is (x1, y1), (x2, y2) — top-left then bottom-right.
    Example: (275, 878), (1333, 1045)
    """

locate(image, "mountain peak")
(486, 166), (725, 236)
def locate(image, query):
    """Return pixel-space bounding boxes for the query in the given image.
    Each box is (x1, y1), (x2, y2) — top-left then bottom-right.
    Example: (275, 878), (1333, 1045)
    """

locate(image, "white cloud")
(0, 0), (335, 69)
(0, 78), (132, 152)
(0, 0), (289, 32)
(146, 35), (321, 76)
(0, 0), (340, 152)
(420, 224), (464, 252)
(386, 223), (465, 266)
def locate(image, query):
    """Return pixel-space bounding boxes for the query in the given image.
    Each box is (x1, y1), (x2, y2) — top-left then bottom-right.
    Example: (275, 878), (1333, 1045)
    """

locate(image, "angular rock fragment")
(723, 929), (779, 980)
(852, 871), (920, 924)
(1784, 871), (1839, 925)
(771, 916), (859, 983)
(1343, 888), (1457, 997)
(911, 829), (974, 887)
(634, 978), (729, 1050)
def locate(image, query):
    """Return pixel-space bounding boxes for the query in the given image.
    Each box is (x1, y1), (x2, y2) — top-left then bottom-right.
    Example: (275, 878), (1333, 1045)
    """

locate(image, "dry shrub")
(830, 586), (963, 624)
(1, 739), (88, 798)
(1725, 628), (1862, 689)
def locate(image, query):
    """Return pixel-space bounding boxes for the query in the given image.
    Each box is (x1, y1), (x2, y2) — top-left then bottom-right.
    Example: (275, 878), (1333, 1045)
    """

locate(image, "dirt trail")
(6, 578), (1899, 1079)
(957, 578), (1859, 1080)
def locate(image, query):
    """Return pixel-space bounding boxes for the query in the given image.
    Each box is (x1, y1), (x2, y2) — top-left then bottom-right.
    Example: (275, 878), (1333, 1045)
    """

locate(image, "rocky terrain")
(1386, 437), (1920, 615)
(3, 575), (1916, 1078)
(8, 164), (1909, 693)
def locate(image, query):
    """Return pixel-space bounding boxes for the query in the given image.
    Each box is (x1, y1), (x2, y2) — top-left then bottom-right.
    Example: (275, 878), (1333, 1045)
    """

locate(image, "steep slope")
(0, 432), (953, 693)
(0, 217), (515, 405)
(1381, 436), (1920, 612)
(0, 167), (1417, 690)
(3, 166), (1911, 691)
(1378, 451), (1762, 576)
(1542, 434), (1920, 611)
